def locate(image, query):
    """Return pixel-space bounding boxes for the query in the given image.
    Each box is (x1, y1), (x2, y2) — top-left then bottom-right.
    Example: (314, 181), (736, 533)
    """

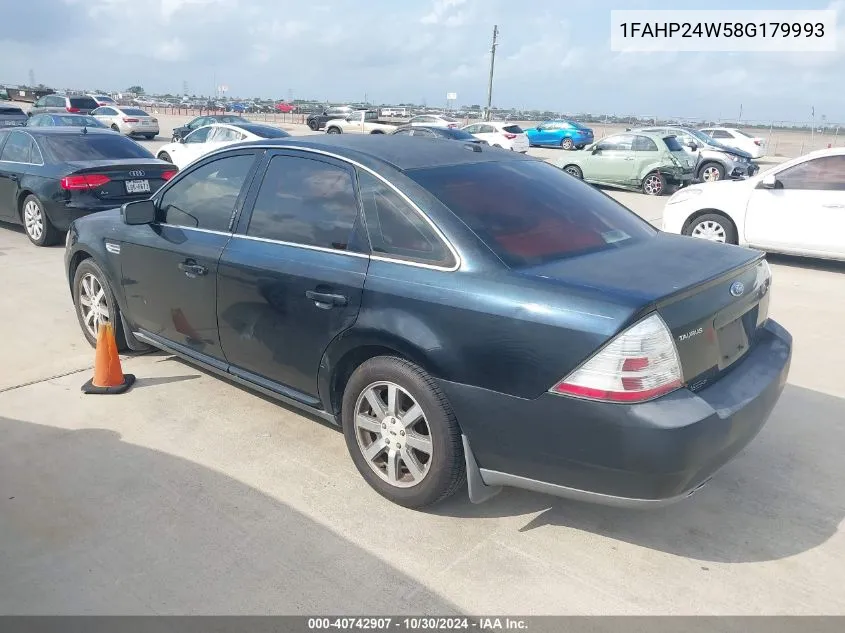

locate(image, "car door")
(119, 150), (262, 363)
(216, 150), (370, 400)
(631, 135), (662, 186)
(744, 155), (845, 257)
(0, 129), (21, 219)
(585, 134), (636, 184)
(171, 126), (214, 168)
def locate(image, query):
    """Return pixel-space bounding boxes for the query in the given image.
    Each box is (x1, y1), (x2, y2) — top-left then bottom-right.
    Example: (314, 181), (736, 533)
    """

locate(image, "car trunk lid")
(517, 232), (771, 389)
(64, 160), (177, 200)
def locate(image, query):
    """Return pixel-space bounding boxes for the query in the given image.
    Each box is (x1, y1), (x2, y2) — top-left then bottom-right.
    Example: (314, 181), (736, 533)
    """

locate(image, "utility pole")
(485, 25), (499, 121)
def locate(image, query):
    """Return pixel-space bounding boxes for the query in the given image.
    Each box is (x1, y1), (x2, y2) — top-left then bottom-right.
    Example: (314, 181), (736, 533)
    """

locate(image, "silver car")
(91, 106), (160, 139)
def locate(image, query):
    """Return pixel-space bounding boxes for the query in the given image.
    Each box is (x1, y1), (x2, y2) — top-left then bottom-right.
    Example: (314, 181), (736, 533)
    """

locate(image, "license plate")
(2, 120), (21, 126)
(125, 179), (150, 194)
(717, 319), (750, 369)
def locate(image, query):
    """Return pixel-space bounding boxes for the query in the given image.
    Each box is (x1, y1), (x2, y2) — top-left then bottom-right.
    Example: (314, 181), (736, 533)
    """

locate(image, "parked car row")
(57, 133), (792, 511)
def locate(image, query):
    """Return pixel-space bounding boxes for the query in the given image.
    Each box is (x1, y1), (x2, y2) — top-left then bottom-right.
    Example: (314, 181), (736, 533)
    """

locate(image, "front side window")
(357, 170), (452, 266)
(185, 127), (212, 144)
(158, 153), (257, 231)
(775, 156), (845, 191)
(246, 155), (360, 250)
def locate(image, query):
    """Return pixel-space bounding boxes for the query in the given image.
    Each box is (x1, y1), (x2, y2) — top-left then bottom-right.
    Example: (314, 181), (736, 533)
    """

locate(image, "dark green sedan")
(556, 131), (696, 195)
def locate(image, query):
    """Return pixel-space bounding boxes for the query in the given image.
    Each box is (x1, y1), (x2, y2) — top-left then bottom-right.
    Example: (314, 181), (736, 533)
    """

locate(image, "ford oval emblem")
(128, 170), (145, 178)
(730, 281), (745, 297)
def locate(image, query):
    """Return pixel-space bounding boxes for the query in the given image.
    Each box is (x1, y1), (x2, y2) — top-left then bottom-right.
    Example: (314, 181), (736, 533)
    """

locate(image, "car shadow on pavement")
(435, 384), (845, 564)
(766, 253), (845, 275)
(0, 415), (462, 615)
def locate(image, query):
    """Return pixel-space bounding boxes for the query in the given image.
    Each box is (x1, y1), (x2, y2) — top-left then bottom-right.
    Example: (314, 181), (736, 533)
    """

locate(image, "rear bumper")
(446, 319), (792, 506)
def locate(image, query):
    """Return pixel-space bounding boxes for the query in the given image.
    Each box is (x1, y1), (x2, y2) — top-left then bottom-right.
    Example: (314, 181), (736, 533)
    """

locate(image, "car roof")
(16, 126), (117, 136)
(226, 134), (534, 171)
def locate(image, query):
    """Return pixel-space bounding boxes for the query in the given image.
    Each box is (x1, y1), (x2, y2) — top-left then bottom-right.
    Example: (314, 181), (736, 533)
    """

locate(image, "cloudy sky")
(1, 0), (842, 122)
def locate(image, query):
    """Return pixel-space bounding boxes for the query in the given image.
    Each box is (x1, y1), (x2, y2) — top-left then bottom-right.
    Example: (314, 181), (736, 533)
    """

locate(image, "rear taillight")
(123, 118), (139, 123)
(60, 174), (111, 190)
(503, 133), (517, 139)
(66, 107), (80, 113)
(550, 313), (683, 403)
(161, 170), (177, 181)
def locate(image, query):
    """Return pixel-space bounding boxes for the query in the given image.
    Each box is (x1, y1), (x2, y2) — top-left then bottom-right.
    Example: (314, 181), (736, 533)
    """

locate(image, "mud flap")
(462, 435), (502, 504)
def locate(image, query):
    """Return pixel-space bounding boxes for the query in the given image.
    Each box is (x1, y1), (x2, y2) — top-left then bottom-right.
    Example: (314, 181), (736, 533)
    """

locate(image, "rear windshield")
(502, 125), (523, 134)
(69, 97), (99, 109)
(732, 129), (753, 138)
(663, 136), (683, 151)
(406, 160), (656, 268)
(0, 106), (24, 115)
(122, 108), (149, 116)
(39, 134), (154, 162)
(441, 128), (476, 140)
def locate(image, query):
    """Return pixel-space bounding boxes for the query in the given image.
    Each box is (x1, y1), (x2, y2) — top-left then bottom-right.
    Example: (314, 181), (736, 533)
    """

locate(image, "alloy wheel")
(353, 381), (433, 488)
(643, 174), (663, 195)
(23, 200), (44, 241)
(691, 220), (727, 242)
(702, 166), (721, 182)
(564, 166), (582, 178)
(562, 138), (573, 150)
(78, 273), (111, 338)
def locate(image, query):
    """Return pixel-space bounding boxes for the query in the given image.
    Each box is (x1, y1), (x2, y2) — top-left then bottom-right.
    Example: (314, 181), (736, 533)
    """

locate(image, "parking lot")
(1, 112), (844, 615)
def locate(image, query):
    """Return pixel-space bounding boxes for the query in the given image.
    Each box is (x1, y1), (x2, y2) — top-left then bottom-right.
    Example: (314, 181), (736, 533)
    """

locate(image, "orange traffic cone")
(81, 322), (136, 395)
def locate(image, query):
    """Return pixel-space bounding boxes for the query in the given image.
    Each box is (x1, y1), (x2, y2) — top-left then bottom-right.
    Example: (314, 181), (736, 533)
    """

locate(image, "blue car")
(64, 135), (790, 510)
(525, 119), (594, 150)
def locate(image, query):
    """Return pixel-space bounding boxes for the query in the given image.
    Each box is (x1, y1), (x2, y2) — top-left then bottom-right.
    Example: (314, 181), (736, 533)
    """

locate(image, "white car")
(155, 122), (290, 168)
(91, 106), (160, 139)
(407, 114), (460, 129)
(663, 147), (845, 261)
(461, 121), (529, 152)
(699, 127), (767, 159)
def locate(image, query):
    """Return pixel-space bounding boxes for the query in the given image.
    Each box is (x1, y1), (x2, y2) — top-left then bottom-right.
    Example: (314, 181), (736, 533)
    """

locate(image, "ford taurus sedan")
(64, 135), (792, 509)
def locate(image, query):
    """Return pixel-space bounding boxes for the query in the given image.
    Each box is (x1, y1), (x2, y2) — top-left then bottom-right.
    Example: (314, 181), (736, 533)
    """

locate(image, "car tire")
(562, 165), (583, 179)
(698, 162), (725, 182)
(341, 356), (466, 509)
(72, 258), (129, 350)
(158, 152), (172, 163)
(326, 127), (341, 134)
(308, 119), (319, 131)
(683, 212), (738, 245)
(561, 137), (574, 150)
(21, 194), (60, 247)
(110, 124), (119, 133)
(144, 134), (156, 140)
(576, 144), (585, 150)
(642, 171), (666, 196)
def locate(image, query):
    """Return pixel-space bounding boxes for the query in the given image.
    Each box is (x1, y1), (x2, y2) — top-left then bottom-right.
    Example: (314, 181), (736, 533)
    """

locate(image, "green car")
(556, 131), (695, 195)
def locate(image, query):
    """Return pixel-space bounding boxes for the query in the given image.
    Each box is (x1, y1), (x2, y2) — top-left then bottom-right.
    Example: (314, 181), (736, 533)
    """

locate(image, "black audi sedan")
(64, 135), (792, 509)
(0, 127), (176, 246)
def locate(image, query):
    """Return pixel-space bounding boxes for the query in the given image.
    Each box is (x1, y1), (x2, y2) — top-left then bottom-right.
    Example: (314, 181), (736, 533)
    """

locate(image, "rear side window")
(246, 155), (359, 250)
(357, 170), (453, 266)
(633, 135), (658, 151)
(0, 131), (33, 162)
(502, 125), (523, 134)
(122, 108), (148, 116)
(159, 153), (256, 231)
(406, 160), (656, 268)
(40, 134), (153, 161)
(69, 97), (99, 109)
(663, 136), (684, 151)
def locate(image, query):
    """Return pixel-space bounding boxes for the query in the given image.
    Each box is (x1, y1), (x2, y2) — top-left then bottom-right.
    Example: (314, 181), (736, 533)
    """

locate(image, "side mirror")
(760, 174), (778, 189)
(179, 136), (186, 143)
(591, 145), (600, 154)
(536, 125), (541, 131)
(688, 142), (698, 151)
(122, 199), (156, 225)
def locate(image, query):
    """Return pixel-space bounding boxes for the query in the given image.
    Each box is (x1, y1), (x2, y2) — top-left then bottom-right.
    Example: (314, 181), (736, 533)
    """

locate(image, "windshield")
(69, 97), (99, 109)
(40, 134), (154, 161)
(406, 160), (656, 268)
(685, 128), (718, 145)
(440, 115), (458, 122)
(54, 115), (104, 127)
(241, 125), (290, 138)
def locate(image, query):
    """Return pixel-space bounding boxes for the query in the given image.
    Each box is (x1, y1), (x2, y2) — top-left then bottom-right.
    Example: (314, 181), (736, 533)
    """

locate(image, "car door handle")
(624, 157), (635, 161)
(178, 261), (208, 277)
(822, 203), (844, 209)
(305, 290), (348, 308)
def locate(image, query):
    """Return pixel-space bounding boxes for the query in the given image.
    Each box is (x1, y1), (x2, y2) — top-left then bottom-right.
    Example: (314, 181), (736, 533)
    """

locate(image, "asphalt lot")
(1, 116), (844, 615)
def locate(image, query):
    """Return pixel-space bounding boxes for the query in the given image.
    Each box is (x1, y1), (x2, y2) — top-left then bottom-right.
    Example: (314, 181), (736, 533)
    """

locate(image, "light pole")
(485, 25), (499, 122)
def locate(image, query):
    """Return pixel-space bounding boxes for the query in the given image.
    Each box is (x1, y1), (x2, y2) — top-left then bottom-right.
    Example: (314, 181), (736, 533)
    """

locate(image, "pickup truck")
(325, 110), (397, 134)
